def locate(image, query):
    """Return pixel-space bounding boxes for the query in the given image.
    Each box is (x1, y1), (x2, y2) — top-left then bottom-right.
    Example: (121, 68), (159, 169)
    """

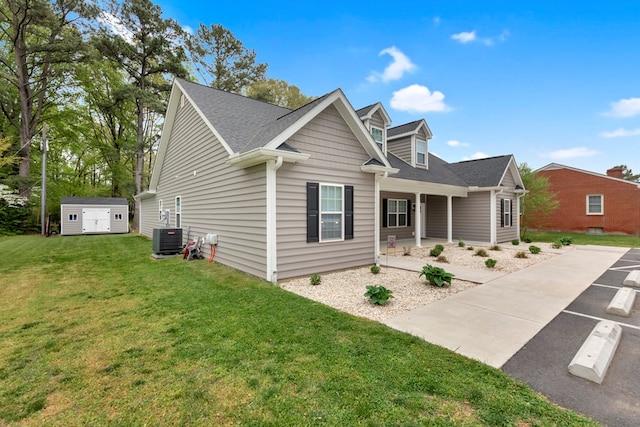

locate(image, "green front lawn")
(0, 234), (597, 425)
(524, 230), (640, 247)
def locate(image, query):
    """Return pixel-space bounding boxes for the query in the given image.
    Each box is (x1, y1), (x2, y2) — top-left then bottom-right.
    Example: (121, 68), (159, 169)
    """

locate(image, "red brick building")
(536, 163), (640, 236)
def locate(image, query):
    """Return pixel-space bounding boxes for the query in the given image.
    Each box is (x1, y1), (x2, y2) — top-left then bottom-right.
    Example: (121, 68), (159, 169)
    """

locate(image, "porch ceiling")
(380, 177), (468, 197)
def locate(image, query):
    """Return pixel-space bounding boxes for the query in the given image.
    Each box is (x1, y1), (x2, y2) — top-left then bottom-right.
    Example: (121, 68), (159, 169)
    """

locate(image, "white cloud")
(451, 30), (508, 46)
(447, 139), (469, 147)
(367, 46), (417, 83)
(99, 11), (134, 44)
(599, 127), (640, 138)
(462, 152), (489, 161)
(451, 31), (476, 44)
(433, 16), (441, 26)
(389, 84), (450, 113)
(604, 98), (640, 118)
(547, 147), (599, 159)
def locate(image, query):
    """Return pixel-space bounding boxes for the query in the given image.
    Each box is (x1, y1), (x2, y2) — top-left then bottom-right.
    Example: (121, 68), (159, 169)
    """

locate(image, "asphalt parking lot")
(502, 248), (640, 427)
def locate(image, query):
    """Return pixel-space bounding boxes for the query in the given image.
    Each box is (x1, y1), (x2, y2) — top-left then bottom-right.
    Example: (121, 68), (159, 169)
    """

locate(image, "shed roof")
(61, 197), (128, 206)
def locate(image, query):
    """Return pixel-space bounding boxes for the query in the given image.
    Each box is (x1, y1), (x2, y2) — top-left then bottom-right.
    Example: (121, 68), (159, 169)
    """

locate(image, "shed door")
(83, 208), (111, 233)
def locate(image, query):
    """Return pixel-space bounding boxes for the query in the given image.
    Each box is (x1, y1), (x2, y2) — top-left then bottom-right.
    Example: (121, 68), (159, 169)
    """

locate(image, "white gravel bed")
(280, 242), (566, 322)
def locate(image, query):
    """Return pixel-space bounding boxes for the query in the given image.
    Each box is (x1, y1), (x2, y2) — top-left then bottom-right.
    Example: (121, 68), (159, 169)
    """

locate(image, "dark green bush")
(529, 245), (541, 255)
(485, 258), (498, 268)
(364, 285), (394, 305)
(420, 264), (454, 287)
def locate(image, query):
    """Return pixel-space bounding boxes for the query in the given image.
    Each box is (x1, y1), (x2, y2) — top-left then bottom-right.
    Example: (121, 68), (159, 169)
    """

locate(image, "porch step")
(623, 270), (640, 287)
(568, 320), (622, 384)
(606, 287), (636, 317)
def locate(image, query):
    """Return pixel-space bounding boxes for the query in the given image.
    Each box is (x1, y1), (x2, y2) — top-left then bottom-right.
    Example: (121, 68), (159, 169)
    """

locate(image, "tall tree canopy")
(94, 0), (187, 228)
(245, 78), (314, 109)
(0, 0), (89, 195)
(519, 162), (559, 234)
(188, 23), (267, 92)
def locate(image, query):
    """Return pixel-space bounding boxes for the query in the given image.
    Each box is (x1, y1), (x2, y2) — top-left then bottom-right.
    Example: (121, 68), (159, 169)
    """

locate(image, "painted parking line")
(562, 309), (640, 331)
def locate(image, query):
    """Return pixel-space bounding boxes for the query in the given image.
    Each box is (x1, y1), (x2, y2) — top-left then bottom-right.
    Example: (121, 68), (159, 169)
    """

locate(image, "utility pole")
(41, 124), (47, 236)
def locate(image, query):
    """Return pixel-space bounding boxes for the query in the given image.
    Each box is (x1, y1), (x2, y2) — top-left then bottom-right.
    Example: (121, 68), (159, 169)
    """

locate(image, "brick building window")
(586, 194), (603, 215)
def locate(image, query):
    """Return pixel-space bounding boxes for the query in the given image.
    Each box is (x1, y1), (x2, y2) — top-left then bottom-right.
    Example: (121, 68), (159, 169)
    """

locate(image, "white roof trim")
(358, 102), (392, 126)
(263, 89), (392, 169)
(227, 147), (310, 169)
(537, 162), (640, 188)
(360, 164), (399, 174)
(134, 190), (156, 200)
(387, 119), (433, 141)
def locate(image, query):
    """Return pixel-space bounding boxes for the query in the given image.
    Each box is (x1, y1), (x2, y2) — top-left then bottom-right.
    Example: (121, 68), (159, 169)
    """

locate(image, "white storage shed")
(60, 197), (129, 235)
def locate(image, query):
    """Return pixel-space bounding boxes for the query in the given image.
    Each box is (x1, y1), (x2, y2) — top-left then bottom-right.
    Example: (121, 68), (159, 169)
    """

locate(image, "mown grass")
(524, 230), (640, 248)
(0, 234), (598, 426)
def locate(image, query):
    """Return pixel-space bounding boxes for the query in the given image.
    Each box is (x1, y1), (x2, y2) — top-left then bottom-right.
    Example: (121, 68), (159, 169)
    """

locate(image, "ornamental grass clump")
(310, 274), (322, 285)
(515, 251), (528, 259)
(364, 285), (394, 306)
(529, 245), (542, 255)
(474, 248), (489, 257)
(419, 264), (454, 287)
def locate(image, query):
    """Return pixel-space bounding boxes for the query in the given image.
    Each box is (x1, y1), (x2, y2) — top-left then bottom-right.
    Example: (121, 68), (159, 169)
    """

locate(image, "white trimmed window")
(175, 196), (182, 228)
(587, 194), (603, 215)
(503, 198), (512, 227)
(320, 184), (344, 241)
(416, 139), (426, 165)
(159, 200), (163, 221)
(371, 127), (383, 147)
(387, 199), (408, 227)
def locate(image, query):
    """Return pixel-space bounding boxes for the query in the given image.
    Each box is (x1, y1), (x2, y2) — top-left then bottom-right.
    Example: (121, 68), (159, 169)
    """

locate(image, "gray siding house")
(137, 79), (524, 282)
(61, 197), (129, 235)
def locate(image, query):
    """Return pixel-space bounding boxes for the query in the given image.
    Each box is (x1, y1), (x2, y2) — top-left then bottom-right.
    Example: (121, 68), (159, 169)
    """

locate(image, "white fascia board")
(360, 165), (399, 174)
(149, 80), (234, 191)
(134, 190), (156, 200)
(227, 148), (310, 169)
(360, 102), (392, 126)
(379, 177), (468, 197)
(263, 90), (393, 169)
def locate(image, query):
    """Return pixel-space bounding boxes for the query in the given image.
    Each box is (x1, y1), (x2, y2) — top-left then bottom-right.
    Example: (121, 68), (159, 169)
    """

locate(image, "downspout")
(266, 156), (283, 283)
(374, 171), (387, 265)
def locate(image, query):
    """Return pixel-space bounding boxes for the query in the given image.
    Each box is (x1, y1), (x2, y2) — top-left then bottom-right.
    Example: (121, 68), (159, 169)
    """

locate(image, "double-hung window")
(175, 196), (182, 228)
(416, 139), (426, 165)
(320, 185), (343, 241)
(306, 182), (354, 243)
(371, 127), (383, 147)
(587, 195), (603, 215)
(387, 199), (408, 227)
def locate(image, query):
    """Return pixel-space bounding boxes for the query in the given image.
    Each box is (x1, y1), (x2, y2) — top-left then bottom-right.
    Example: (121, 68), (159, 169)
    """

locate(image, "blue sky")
(156, 0), (640, 175)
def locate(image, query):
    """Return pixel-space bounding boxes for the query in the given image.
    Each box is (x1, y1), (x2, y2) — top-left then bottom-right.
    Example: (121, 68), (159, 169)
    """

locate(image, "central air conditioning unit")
(152, 228), (183, 255)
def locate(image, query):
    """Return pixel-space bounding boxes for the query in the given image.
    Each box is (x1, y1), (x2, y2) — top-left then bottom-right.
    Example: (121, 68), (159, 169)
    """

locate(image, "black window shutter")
(307, 182), (319, 242)
(510, 199), (513, 226)
(500, 199), (504, 228)
(382, 198), (388, 228)
(407, 199), (412, 227)
(344, 186), (354, 240)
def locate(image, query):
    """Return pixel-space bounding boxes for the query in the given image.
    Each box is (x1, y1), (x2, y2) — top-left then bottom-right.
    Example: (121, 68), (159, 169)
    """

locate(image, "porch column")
(447, 195), (453, 243)
(414, 192), (421, 247)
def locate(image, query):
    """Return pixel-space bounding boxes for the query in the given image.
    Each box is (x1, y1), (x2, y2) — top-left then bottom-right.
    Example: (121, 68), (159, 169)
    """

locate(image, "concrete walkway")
(381, 245), (629, 368)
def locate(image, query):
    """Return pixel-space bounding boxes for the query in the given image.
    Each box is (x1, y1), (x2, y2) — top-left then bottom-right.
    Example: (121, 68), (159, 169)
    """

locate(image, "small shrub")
(310, 274), (322, 285)
(435, 244), (445, 252)
(430, 247), (442, 257)
(364, 285), (394, 305)
(560, 236), (573, 246)
(436, 255), (449, 263)
(485, 258), (498, 268)
(551, 241), (562, 249)
(489, 245), (502, 251)
(474, 248), (489, 257)
(403, 246), (412, 256)
(458, 238), (465, 247)
(370, 264), (380, 274)
(515, 251), (528, 259)
(467, 246), (474, 251)
(529, 245), (541, 255)
(419, 264), (454, 287)
(511, 239), (520, 245)
(523, 237), (532, 243)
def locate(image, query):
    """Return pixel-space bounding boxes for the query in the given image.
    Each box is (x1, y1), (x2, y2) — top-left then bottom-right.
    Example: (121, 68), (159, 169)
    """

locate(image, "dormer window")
(371, 127), (384, 147)
(416, 139), (426, 165)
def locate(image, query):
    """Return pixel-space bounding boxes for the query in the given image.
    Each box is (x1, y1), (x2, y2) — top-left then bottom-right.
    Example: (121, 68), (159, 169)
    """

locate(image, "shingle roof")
(387, 153), (469, 186)
(387, 120), (423, 138)
(356, 103), (377, 117)
(447, 155), (513, 187)
(61, 197), (128, 205)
